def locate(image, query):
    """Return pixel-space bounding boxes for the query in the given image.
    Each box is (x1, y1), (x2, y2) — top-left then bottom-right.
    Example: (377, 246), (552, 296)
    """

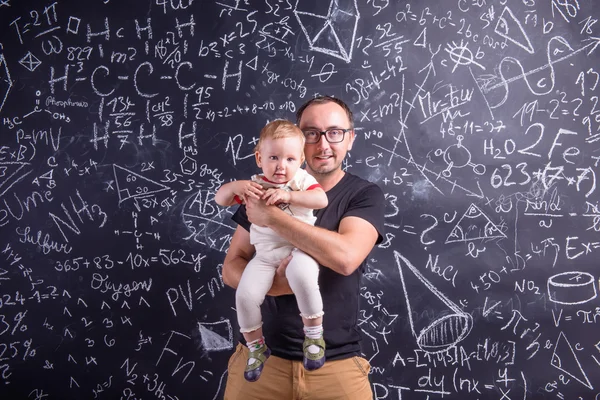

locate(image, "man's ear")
(255, 151), (262, 168)
(347, 129), (356, 151)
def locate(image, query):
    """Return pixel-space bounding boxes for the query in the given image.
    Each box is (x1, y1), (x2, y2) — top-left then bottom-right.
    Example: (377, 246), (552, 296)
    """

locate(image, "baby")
(215, 119), (328, 382)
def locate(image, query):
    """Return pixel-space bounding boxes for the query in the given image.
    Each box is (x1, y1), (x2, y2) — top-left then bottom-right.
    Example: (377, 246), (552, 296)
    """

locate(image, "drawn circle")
(181, 190), (231, 246)
(443, 144), (471, 169)
(442, 165), (453, 178)
(472, 163), (486, 175)
(36, 90), (41, 96)
(547, 272), (597, 305)
(448, 45), (475, 67)
(417, 313), (473, 353)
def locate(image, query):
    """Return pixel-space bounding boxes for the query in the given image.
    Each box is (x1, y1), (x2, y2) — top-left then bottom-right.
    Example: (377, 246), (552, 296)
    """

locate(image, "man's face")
(298, 102), (355, 176)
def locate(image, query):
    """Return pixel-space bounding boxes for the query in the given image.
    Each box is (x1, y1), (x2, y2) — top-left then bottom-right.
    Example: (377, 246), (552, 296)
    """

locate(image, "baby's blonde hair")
(254, 119), (305, 153)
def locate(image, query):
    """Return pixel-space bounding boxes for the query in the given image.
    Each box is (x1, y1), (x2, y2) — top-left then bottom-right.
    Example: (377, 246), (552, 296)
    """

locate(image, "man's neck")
(310, 168), (346, 192)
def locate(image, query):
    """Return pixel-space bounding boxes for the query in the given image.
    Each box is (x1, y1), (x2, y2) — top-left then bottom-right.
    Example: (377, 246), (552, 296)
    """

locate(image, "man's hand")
(263, 188), (291, 205)
(267, 254), (293, 296)
(246, 196), (279, 227)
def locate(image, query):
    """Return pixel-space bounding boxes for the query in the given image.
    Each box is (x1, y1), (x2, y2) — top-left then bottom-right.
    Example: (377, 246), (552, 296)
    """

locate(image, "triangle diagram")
(331, 0), (358, 16)
(310, 22), (344, 57)
(550, 331), (593, 389)
(446, 203), (506, 243)
(19, 51), (42, 72)
(0, 162), (32, 198)
(113, 164), (169, 204)
(199, 321), (233, 352)
(495, 7), (534, 54)
(295, 11), (328, 46)
(330, 7), (358, 60)
(245, 55), (258, 71)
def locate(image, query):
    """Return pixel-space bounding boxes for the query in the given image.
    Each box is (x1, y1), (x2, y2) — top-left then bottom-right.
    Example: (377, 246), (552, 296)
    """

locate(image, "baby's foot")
(303, 336), (326, 371)
(244, 344), (271, 382)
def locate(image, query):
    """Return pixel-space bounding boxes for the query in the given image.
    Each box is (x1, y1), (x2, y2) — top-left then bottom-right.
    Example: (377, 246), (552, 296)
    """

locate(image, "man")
(222, 96), (385, 399)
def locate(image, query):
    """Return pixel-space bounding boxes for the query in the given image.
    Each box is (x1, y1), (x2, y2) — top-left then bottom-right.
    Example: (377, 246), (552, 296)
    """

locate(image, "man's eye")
(329, 130), (342, 135)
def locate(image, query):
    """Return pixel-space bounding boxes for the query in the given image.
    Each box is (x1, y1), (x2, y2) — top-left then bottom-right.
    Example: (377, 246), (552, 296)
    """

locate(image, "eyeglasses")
(302, 128), (351, 144)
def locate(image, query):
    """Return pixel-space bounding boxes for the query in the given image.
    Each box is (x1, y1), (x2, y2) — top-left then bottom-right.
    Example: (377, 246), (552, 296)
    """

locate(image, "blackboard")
(1, 0), (599, 398)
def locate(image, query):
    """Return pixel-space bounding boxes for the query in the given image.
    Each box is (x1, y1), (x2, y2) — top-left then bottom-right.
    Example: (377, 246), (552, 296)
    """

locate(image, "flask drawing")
(395, 251), (473, 353)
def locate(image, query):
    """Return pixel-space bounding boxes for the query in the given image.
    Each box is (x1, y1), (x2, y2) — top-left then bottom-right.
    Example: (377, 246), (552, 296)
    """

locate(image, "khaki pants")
(224, 344), (373, 400)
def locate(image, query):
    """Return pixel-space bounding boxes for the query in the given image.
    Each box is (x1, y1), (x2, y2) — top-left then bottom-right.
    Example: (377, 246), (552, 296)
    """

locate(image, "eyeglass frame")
(301, 128), (353, 144)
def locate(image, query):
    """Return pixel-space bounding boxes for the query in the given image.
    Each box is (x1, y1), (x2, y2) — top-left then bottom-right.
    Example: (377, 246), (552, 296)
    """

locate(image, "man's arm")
(263, 187), (328, 209)
(222, 225), (293, 296)
(221, 226), (255, 289)
(246, 198), (378, 276)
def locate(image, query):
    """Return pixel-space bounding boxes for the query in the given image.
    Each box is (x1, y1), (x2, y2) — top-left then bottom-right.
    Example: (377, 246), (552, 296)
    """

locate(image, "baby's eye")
(287, 157), (295, 162)
(269, 156), (278, 160)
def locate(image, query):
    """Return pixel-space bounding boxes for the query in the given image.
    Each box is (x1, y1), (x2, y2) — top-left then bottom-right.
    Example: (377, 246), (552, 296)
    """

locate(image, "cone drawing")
(395, 251), (473, 353)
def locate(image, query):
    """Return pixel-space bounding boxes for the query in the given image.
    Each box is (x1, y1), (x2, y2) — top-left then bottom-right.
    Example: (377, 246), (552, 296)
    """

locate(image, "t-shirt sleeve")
(297, 169), (321, 191)
(343, 183), (386, 244)
(231, 204), (251, 232)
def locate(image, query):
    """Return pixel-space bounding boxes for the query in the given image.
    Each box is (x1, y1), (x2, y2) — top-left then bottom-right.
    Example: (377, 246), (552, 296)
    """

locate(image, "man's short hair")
(254, 119), (305, 153)
(295, 96), (354, 129)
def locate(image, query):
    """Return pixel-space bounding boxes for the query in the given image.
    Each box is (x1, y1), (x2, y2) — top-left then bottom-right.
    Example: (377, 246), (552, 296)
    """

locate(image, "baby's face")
(255, 136), (304, 184)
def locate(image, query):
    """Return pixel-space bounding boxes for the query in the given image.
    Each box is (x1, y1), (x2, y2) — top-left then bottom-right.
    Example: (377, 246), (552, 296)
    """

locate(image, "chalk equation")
(0, 0), (599, 399)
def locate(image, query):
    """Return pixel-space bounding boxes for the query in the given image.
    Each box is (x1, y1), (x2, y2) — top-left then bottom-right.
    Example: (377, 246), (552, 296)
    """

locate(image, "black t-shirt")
(232, 172), (385, 361)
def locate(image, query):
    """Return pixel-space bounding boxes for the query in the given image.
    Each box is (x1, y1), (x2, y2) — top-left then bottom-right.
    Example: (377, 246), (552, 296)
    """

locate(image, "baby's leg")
(236, 256), (277, 334)
(236, 256), (277, 381)
(285, 248), (323, 323)
(285, 249), (326, 371)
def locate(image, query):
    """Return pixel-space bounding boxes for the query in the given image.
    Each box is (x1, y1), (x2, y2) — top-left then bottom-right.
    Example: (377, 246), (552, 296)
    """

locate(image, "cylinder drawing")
(547, 272), (597, 305)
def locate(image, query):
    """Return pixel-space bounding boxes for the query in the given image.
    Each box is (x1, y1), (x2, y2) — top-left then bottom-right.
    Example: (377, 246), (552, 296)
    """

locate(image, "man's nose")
(316, 133), (331, 151)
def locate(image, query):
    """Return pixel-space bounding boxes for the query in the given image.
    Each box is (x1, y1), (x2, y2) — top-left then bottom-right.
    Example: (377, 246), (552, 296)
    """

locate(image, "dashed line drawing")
(0, 45), (13, 113)
(394, 251), (473, 353)
(547, 272), (597, 305)
(0, 162), (32, 198)
(445, 40), (486, 72)
(494, 6), (535, 54)
(294, 0), (360, 63)
(113, 164), (170, 204)
(18, 51), (42, 72)
(446, 203), (507, 244)
(198, 320), (233, 352)
(551, 331), (593, 390)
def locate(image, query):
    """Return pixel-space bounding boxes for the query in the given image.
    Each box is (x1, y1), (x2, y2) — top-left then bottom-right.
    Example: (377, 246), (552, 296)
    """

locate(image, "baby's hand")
(263, 188), (291, 205)
(234, 180), (264, 201)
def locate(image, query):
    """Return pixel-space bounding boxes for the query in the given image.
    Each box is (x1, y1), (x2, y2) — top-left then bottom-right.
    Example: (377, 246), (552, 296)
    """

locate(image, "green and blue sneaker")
(303, 336), (326, 371)
(244, 345), (271, 382)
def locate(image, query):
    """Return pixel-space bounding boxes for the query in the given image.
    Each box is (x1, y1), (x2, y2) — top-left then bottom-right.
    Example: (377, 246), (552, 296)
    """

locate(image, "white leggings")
(236, 245), (323, 333)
